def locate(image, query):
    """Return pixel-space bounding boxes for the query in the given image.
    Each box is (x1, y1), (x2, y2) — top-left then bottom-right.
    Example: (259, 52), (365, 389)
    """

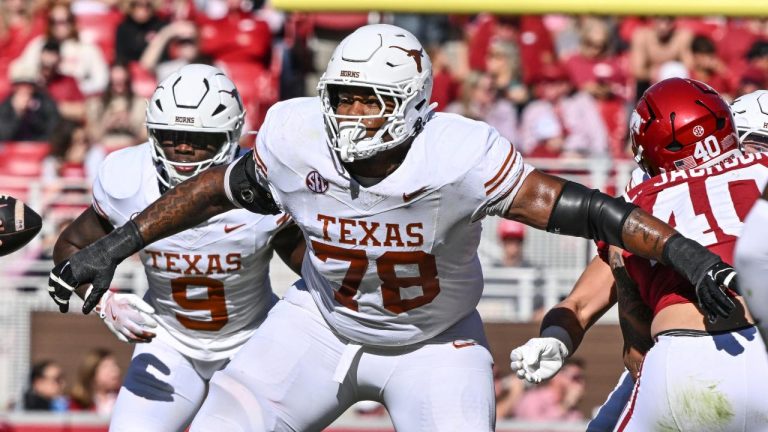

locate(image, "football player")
(50, 27), (738, 431)
(50, 64), (304, 432)
(734, 90), (768, 342)
(512, 79), (768, 431)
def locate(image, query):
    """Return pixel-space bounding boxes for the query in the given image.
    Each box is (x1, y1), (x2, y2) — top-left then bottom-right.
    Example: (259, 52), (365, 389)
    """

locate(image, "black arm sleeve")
(546, 181), (638, 249)
(226, 151), (281, 215)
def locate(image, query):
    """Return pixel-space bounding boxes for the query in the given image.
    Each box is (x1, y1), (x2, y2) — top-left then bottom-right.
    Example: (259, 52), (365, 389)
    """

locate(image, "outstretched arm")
(48, 152), (280, 314)
(134, 164), (234, 244)
(506, 170), (737, 322)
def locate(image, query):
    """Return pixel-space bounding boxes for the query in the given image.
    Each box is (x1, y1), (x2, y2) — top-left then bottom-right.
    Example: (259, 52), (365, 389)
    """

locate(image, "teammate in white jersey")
(50, 26), (739, 431)
(51, 64), (303, 432)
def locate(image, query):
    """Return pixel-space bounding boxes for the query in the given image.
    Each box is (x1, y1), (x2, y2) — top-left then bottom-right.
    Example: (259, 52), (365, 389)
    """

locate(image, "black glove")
(663, 234), (736, 323)
(696, 261), (738, 323)
(48, 220), (144, 314)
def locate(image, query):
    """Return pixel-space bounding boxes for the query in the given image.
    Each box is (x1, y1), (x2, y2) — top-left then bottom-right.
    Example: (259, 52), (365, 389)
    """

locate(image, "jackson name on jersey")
(251, 97), (533, 346)
(620, 151), (768, 313)
(93, 142), (290, 361)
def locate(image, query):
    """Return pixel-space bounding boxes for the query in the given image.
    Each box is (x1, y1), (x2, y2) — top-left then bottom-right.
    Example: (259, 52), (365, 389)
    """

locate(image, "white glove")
(510, 326), (572, 384)
(95, 290), (158, 343)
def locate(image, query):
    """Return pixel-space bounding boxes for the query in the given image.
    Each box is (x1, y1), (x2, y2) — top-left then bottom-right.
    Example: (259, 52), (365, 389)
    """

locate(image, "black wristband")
(662, 233), (721, 286)
(70, 219), (144, 283)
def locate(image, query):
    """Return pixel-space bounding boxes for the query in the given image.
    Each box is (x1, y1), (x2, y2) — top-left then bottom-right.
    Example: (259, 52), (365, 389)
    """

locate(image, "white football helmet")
(731, 90), (768, 152)
(317, 24), (436, 162)
(146, 64), (245, 188)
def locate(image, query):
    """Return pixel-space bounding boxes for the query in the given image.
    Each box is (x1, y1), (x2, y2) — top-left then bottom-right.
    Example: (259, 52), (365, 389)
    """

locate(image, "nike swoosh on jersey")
(402, 187), (429, 203)
(224, 223), (247, 234)
(452, 339), (478, 349)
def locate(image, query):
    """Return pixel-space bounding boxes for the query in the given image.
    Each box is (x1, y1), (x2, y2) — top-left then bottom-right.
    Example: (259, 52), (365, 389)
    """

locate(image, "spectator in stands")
(10, 1), (108, 96)
(39, 40), (86, 122)
(742, 40), (768, 94)
(115, 0), (168, 63)
(689, 35), (730, 98)
(514, 358), (586, 422)
(69, 348), (122, 416)
(42, 120), (104, 184)
(564, 19), (630, 159)
(485, 37), (529, 106)
(494, 220), (533, 268)
(564, 18), (626, 100)
(23, 360), (69, 412)
(519, 63), (608, 157)
(0, 0), (45, 98)
(445, 71), (519, 144)
(139, 19), (210, 81)
(85, 62), (147, 150)
(194, 0), (272, 66)
(630, 17), (693, 99)
(0, 69), (60, 142)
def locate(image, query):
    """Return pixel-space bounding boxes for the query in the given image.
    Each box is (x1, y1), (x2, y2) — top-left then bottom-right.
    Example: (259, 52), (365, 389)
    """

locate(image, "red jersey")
(617, 152), (768, 314)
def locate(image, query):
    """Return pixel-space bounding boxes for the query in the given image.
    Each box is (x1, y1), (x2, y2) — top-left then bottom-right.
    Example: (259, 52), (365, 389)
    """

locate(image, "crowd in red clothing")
(3, 1), (768, 186)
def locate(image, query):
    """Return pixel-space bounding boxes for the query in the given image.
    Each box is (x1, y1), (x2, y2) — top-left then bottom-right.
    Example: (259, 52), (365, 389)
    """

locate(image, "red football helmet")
(630, 78), (739, 176)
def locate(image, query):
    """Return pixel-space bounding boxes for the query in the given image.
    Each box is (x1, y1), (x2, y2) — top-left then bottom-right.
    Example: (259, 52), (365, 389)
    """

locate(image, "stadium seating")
(76, 11), (124, 65)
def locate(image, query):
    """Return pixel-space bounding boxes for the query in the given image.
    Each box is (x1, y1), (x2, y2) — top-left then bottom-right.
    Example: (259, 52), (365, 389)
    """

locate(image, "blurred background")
(0, 0), (763, 430)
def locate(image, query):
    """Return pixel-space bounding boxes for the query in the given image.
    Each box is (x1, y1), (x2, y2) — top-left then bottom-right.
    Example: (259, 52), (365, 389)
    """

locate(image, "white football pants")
(189, 281), (495, 432)
(616, 327), (768, 432)
(109, 335), (229, 432)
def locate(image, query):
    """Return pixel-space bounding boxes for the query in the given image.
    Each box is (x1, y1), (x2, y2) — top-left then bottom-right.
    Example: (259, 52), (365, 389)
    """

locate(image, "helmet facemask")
(319, 76), (431, 163)
(145, 64), (245, 189)
(148, 128), (237, 188)
(317, 24), (436, 163)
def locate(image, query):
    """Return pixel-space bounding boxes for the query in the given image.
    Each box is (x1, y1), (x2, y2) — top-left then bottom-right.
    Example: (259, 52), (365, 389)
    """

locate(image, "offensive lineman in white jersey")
(51, 64), (304, 431)
(50, 26), (739, 431)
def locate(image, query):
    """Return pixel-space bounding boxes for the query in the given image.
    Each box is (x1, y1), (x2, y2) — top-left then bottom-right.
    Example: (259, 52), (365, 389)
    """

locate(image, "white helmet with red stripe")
(317, 24), (436, 162)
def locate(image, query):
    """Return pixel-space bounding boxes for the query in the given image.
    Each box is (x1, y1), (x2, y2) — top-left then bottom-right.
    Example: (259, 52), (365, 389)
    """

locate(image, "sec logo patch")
(306, 171), (329, 194)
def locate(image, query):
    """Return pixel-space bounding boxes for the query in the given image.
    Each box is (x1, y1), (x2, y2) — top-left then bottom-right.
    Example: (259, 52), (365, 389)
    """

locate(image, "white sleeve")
(466, 130), (534, 221)
(734, 199), (768, 326)
(91, 171), (121, 226)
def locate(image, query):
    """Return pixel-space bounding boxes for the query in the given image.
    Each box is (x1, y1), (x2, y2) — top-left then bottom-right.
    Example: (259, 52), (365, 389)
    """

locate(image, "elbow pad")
(226, 151), (280, 215)
(546, 181), (637, 248)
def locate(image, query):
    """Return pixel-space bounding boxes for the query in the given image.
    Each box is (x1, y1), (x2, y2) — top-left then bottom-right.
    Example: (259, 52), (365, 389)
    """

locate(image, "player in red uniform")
(512, 78), (768, 431)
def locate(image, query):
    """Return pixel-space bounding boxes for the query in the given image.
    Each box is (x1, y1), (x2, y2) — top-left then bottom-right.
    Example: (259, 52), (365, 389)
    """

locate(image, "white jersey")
(248, 97), (532, 346)
(93, 143), (290, 361)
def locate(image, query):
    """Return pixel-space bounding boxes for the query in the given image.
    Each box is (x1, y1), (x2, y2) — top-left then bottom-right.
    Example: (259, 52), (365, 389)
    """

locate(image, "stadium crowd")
(4, 1), (768, 177)
(3, 0), (768, 426)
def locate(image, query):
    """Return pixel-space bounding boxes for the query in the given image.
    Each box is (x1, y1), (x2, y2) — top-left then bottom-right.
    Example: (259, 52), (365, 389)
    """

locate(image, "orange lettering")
(182, 254), (203, 275)
(359, 221), (381, 246)
(226, 253), (242, 272)
(207, 255), (224, 274)
(406, 223), (424, 247)
(317, 214), (336, 241)
(165, 253), (181, 273)
(384, 223), (405, 247)
(146, 250), (161, 269)
(339, 218), (357, 245)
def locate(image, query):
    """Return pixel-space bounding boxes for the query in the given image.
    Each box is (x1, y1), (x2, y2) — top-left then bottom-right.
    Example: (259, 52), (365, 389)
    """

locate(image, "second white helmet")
(731, 90), (768, 152)
(317, 24), (436, 162)
(146, 64), (245, 188)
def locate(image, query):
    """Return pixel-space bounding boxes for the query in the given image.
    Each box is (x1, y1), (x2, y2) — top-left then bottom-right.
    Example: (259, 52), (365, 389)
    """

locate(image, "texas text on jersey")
(93, 142), (290, 361)
(249, 96), (532, 346)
